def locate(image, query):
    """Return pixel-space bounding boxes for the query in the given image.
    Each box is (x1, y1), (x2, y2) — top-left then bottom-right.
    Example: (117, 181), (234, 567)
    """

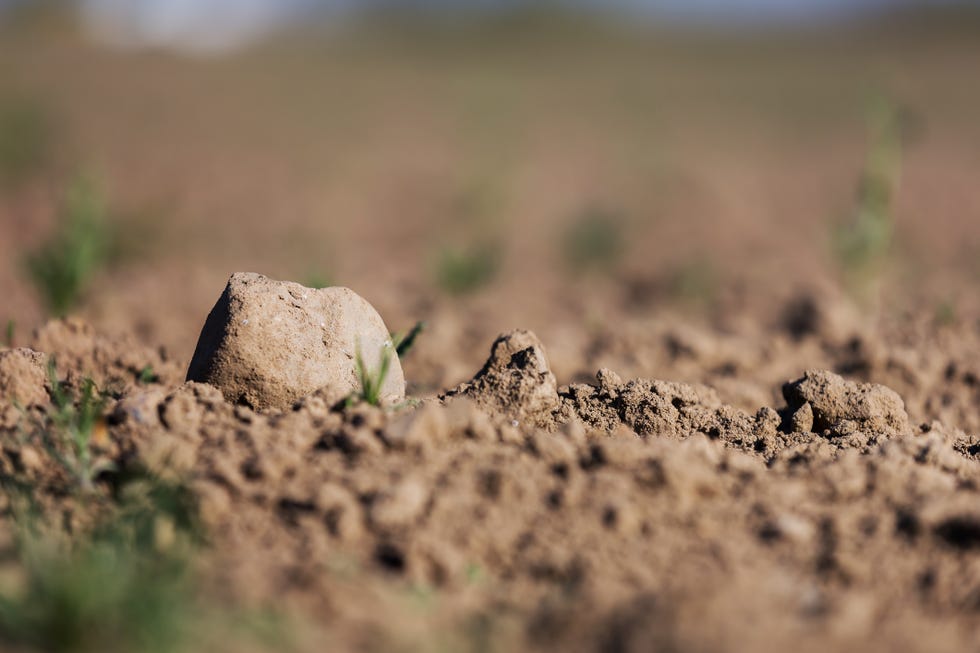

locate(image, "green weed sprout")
(667, 257), (717, 307)
(350, 322), (424, 407)
(303, 271), (334, 290)
(561, 206), (625, 274)
(395, 321), (425, 358)
(833, 95), (903, 296)
(24, 174), (114, 316)
(353, 343), (395, 408)
(435, 243), (501, 296)
(138, 365), (158, 385)
(0, 474), (201, 653)
(3, 319), (13, 348)
(38, 359), (114, 493)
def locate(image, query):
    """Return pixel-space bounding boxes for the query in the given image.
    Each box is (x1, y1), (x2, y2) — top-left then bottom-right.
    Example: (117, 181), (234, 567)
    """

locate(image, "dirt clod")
(0, 348), (48, 407)
(790, 401), (815, 433)
(444, 329), (562, 429)
(186, 273), (404, 410)
(783, 369), (911, 437)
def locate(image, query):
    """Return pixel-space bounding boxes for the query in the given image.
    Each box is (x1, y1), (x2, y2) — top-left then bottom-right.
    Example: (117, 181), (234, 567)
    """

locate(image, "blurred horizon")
(1, 0), (978, 53)
(1, 0), (979, 356)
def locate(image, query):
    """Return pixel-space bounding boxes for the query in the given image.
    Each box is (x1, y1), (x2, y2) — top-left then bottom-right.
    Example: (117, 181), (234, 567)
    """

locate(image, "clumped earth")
(3, 286), (980, 653)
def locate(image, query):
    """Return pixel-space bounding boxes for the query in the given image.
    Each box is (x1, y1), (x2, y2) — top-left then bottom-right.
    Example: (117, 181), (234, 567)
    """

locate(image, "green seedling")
(3, 319), (13, 348)
(24, 174), (114, 316)
(0, 98), (51, 189)
(352, 342), (395, 408)
(435, 243), (501, 296)
(465, 563), (484, 585)
(349, 322), (424, 407)
(0, 472), (202, 653)
(667, 257), (717, 307)
(395, 321), (425, 358)
(33, 360), (114, 493)
(561, 206), (625, 274)
(138, 365), (159, 385)
(934, 299), (957, 327)
(833, 94), (903, 297)
(303, 271), (334, 290)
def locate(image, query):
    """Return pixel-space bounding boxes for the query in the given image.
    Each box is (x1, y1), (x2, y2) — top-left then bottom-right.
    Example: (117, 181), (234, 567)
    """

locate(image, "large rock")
(186, 273), (404, 410)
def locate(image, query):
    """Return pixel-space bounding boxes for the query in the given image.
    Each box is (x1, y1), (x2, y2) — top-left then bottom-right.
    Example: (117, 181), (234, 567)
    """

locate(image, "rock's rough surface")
(186, 273), (404, 410)
(782, 369), (910, 437)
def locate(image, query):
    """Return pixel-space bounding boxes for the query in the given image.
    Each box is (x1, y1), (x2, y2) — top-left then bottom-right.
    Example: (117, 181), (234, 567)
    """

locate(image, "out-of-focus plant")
(24, 174), (114, 316)
(394, 321), (425, 358)
(303, 271), (335, 290)
(666, 257), (717, 307)
(435, 242), (502, 296)
(22, 359), (115, 494)
(833, 94), (903, 297)
(561, 205), (626, 275)
(0, 471), (202, 653)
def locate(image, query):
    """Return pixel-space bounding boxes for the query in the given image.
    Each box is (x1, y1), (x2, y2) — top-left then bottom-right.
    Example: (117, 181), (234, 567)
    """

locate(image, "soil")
(2, 14), (980, 653)
(4, 292), (980, 652)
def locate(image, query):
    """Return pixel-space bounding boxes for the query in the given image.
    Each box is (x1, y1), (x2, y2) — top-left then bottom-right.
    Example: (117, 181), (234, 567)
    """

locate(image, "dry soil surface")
(3, 291), (980, 652)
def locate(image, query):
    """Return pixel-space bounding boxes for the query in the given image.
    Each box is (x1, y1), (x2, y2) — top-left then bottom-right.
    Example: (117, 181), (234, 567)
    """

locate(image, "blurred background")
(1, 0), (979, 384)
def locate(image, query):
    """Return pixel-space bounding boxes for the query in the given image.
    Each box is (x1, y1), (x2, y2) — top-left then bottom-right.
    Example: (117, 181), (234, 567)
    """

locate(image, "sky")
(3, 0), (973, 53)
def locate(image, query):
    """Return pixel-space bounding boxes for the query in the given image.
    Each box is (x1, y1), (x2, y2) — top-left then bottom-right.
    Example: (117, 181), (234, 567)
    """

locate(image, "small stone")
(186, 273), (404, 410)
(790, 402), (814, 433)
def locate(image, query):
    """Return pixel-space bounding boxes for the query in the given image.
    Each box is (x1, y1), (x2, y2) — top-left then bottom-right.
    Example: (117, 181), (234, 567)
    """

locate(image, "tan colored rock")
(0, 348), (49, 407)
(186, 272), (404, 410)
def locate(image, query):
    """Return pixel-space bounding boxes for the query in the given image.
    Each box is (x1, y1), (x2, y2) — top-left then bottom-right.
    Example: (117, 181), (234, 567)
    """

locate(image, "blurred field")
(1, 7), (978, 367)
(3, 6), (980, 652)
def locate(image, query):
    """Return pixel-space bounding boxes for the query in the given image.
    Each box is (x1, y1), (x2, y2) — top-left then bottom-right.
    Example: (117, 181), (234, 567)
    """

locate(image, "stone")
(790, 401), (814, 433)
(186, 272), (404, 410)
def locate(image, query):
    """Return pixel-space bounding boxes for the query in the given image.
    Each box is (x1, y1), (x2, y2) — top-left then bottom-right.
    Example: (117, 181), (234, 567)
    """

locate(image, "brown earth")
(2, 11), (980, 653)
(3, 288), (980, 651)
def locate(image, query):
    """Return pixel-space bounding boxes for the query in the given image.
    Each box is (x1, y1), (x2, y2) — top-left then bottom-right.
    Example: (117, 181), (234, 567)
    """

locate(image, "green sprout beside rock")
(351, 321), (424, 407)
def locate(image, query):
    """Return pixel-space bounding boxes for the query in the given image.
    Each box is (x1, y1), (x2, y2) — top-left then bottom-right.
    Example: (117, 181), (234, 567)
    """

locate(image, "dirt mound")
(453, 332), (922, 464)
(4, 319), (980, 652)
(30, 317), (181, 390)
(783, 369), (911, 436)
(443, 329), (563, 429)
